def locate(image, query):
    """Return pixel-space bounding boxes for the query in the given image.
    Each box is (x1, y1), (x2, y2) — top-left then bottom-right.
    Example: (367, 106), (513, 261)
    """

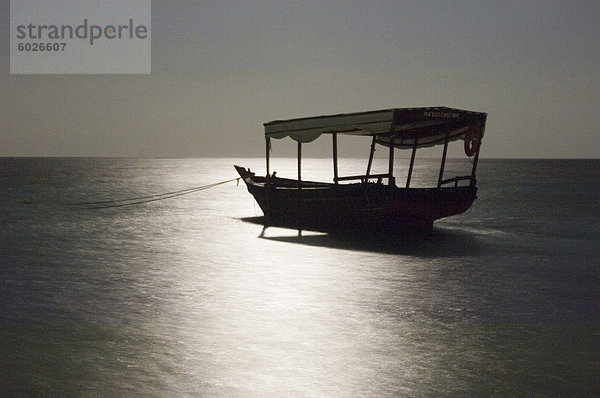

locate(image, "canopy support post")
(437, 132), (450, 188)
(265, 137), (271, 228)
(406, 139), (418, 188)
(366, 135), (376, 179)
(297, 141), (303, 232)
(297, 141), (302, 190)
(332, 133), (339, 184)
(388, 134), (396, 186)
(265, 137), (271, 177)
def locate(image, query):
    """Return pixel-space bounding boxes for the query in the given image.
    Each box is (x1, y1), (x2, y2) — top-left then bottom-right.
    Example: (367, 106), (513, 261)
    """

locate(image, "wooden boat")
(235, 107), (487, 234)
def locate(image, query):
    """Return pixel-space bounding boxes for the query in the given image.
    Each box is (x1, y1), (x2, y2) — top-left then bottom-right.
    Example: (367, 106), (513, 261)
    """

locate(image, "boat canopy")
(264, 107), (487, 149)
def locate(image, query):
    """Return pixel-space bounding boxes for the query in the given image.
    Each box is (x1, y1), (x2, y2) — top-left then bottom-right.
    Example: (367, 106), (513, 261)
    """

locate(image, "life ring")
(464, 124), (480, 157)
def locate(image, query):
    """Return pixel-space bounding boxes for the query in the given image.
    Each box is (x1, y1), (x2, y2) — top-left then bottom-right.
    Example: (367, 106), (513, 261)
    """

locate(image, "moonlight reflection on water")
(0, 158), (598, 396)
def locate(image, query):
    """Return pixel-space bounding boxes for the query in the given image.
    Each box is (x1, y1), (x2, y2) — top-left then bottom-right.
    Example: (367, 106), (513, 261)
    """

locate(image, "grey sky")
(2, 0), (599, 158)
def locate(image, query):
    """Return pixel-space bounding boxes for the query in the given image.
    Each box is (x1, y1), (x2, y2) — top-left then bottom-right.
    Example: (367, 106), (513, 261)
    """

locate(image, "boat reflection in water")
(236, 107), (487, 235)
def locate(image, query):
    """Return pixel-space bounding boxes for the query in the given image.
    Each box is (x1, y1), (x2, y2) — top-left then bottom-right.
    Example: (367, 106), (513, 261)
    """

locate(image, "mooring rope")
(63, 177), (240, 209)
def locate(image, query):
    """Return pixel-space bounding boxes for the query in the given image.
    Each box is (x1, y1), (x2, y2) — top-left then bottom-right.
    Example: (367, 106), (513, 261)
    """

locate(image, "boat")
(235, 106), (487, 235)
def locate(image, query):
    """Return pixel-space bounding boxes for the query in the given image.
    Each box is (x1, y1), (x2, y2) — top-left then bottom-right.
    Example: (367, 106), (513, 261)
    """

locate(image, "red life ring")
(464, 124), (480, 157)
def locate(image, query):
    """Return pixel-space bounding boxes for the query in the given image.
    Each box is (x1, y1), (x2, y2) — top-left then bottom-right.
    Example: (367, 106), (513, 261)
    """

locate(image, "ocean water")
(1, 157), (598, 397)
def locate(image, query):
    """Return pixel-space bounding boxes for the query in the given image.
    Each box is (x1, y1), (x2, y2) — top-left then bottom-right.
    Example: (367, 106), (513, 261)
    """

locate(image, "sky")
(1, 0), (599, 158)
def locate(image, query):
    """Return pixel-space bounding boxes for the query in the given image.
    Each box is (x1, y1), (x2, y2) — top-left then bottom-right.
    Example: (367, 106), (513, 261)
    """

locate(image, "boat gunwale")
(241, 173), (476, 193)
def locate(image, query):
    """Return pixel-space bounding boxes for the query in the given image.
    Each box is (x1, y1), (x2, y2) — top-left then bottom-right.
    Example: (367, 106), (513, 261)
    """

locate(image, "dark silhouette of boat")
(235, 107), (487, 235)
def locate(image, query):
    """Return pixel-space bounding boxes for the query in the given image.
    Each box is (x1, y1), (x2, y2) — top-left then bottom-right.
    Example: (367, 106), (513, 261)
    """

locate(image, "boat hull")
(235, 166), (476, 234)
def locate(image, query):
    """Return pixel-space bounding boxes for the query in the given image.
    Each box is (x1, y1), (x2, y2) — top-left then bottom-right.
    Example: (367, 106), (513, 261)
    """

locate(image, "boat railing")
(439, 175), (476, 188)
(334, 173), (390, 184)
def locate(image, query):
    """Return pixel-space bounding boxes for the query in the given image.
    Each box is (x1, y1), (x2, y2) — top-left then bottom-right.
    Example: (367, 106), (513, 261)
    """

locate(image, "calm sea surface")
(1, 157), (599, 397)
